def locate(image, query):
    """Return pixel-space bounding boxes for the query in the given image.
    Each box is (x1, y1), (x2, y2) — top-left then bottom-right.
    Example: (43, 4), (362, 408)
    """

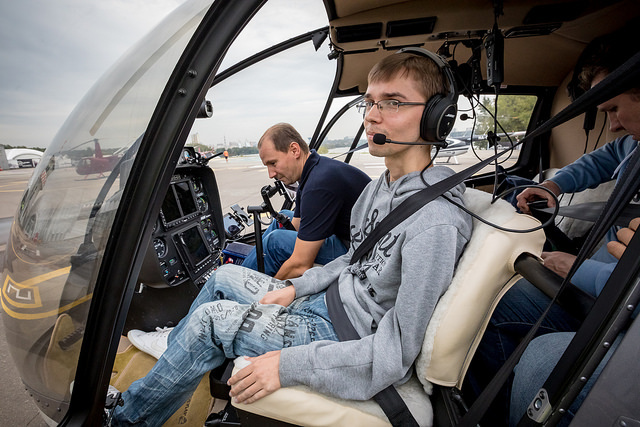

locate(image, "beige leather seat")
(232, 188), (545, 427)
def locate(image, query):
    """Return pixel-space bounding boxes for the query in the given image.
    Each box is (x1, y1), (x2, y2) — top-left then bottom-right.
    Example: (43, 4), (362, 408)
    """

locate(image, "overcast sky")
(0, 0), (331, 150)
(0, 0), (183, 149)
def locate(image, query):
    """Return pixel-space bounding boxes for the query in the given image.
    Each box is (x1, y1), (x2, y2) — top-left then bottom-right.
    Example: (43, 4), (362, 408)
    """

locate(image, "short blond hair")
(368, 52), (448, 100)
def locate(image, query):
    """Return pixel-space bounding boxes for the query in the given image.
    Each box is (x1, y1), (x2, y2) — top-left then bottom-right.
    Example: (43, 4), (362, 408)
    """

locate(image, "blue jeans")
(510, 332), (622, 426)
(463, 279), (582, 426)
(242, 210), (348, 276)
(112, 264), (338, 426)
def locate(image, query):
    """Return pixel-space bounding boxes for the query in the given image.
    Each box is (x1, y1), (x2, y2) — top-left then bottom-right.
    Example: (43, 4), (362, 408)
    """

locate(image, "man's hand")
(228, 351), (281, 404)
(260, 285), (296, 306)
(516, 181), (561, 214)
(541, 251), (576, 278)
(608, 217), (640, 260)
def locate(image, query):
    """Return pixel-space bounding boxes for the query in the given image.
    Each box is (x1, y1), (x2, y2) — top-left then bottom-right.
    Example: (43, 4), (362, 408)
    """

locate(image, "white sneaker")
(127, 327), (173, 359)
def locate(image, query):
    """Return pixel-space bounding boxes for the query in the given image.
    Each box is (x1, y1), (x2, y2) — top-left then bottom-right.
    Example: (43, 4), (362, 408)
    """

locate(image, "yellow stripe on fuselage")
(1, 267), (93, 320)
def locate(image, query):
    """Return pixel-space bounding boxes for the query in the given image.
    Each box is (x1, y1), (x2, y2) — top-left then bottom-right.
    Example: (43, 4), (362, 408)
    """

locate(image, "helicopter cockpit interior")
(3, 0), (640, 426)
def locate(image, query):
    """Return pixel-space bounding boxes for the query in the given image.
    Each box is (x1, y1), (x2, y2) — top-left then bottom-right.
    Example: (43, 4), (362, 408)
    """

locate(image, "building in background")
(5, 148), (43, 168)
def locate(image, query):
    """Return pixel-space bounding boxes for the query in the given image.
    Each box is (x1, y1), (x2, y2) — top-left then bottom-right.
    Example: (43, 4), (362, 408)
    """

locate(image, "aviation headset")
(396, 47), (459, 142)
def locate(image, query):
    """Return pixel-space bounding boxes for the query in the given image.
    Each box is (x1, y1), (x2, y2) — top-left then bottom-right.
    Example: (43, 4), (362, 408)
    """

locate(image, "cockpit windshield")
(1, 0), (213, 422)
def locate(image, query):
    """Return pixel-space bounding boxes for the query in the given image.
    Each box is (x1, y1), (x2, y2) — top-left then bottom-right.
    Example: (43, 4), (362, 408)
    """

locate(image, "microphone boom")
(373, 133), (388, 145)
(372, 133), (448, 148)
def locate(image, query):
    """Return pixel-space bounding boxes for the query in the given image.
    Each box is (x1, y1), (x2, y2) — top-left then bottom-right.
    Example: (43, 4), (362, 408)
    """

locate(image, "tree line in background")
(188, 136), (353, 157)
(471, 94), (536, 149)
(187, 94), (536, 154)
(2, 95), (535, 156)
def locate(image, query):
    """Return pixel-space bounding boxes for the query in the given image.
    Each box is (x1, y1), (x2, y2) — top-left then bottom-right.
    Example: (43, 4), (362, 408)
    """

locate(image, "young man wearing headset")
(111, 48), (472, 426)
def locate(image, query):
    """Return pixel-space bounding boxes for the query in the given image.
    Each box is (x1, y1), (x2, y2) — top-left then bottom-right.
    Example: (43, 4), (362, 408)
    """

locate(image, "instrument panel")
(139, 157), (225, 288)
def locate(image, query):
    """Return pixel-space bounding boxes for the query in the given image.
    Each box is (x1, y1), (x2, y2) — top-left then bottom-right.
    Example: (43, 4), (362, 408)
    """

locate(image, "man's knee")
(210, 264), (286, 303)
(203, 264), (237, 290)
(200, 264), (259, 304)
(262, 230), (295, 261)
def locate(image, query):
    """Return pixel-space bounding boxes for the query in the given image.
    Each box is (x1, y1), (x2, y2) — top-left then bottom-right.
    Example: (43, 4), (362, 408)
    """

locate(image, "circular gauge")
(153, 238), (167, 258)
(181, 149), (192, 164)
(197, 196), (208, 211)
(192, 178), (201, 192)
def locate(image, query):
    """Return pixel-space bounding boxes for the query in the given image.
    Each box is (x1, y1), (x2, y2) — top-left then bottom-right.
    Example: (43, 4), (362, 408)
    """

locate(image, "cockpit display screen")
(161, 179), (198, 226)
(174, 181), (197, 217)
(162, 188), (181, 223)
(182, 225), (210, 267)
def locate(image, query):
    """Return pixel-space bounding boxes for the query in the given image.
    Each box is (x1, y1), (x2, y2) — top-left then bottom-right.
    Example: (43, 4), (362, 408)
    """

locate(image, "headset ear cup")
(397, 46), (459, 142)
(421, 94), (457, 142)
(421, 95), (441, 142)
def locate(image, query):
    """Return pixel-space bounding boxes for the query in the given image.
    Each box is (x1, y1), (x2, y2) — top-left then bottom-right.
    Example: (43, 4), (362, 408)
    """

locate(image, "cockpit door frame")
(59, 1), (268, 424)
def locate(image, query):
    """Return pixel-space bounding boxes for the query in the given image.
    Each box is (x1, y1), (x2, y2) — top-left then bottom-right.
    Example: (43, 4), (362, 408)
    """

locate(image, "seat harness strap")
(349, 146), (507, 266)
(326, 282), (420, 427)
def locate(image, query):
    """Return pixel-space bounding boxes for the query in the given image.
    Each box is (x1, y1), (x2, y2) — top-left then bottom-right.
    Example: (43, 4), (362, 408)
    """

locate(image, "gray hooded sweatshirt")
(279, 166), (472, 400)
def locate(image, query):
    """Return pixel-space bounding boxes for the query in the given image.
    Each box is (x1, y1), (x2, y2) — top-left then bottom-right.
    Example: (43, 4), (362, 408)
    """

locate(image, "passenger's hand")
(541, 251), (576, 278)
(607, 217), (640, 260)
(260, 285), (295, 306)
(228, 351), (281, 404)
(516, 181), (561, 214)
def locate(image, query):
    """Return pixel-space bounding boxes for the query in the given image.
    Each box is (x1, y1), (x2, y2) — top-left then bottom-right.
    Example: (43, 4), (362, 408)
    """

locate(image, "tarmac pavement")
(0, 167), (47, 426)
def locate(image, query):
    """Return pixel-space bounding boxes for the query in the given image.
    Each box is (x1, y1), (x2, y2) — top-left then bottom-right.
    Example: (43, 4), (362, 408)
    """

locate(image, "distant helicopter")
(75, 139), (121, 178)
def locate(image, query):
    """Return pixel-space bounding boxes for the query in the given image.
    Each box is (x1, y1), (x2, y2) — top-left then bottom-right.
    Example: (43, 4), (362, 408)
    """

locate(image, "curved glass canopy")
(1, 0), (213, 421)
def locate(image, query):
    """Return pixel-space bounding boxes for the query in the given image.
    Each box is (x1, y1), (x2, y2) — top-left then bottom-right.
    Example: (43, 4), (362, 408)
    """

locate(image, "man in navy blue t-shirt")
(242, 123), (371, 279)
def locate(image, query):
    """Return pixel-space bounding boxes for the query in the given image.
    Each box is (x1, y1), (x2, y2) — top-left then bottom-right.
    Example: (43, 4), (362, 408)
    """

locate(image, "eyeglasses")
(355, 99), (427, 118)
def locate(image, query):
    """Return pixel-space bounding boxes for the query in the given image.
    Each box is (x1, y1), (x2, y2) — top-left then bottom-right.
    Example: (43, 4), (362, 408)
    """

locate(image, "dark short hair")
(578, 20), (640, 95)
(258, 123), (309, 154)
(367, 52), (448, 100)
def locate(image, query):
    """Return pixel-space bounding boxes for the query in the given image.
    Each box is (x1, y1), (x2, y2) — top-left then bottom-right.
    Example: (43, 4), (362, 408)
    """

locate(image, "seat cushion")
(231, 357), (432, 427)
